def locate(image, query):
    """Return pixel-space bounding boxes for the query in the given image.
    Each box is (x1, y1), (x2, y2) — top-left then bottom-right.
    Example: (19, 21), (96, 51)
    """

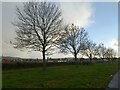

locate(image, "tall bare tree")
(104, 48), (116, 59)
(80, 40), (99, 61)
(59, 24), (88, 62)
(12, 2), (63, 70)
(94, 43), (117, 59)
(97, 43), (107, 59)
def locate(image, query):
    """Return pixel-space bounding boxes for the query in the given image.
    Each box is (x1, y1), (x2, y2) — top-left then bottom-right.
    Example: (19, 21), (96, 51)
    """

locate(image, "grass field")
(2, 62), (118, 88)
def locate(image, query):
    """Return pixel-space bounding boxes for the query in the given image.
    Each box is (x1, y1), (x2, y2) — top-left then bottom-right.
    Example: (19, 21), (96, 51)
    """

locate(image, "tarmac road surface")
(106, 70), (120, 90)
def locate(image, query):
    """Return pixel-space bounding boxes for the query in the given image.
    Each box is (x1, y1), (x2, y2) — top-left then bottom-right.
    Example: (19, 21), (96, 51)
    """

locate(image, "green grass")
(2, 62), (118, 88)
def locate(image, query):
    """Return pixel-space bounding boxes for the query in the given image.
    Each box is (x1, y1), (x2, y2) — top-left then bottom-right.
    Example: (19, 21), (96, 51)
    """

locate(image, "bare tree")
(12, 2), (63, 70)
(105, 48), (116, 59)
(95, 43), (117, 60)
(97, 43), (107, 59)
(80, 40), (99, 61)
(59, 24), (88, 63)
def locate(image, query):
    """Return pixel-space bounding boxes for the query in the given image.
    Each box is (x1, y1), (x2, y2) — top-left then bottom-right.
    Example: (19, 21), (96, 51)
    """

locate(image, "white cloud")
(2, 41), (28, 57)
(60, 2), (94, 28)
(2, 41), (43, 58)
(105, 39), (118, 55)
(104, 39), (120, 57)
(108, 39), (118, 47)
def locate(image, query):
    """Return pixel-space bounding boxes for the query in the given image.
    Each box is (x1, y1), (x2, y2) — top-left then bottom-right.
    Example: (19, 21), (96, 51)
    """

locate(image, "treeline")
(2, 58), (118, 70)
(11, 2), (117, 70)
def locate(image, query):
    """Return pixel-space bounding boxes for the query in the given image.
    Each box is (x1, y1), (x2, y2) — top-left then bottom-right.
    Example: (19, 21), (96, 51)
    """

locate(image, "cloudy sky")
(1, 1), (118, 58)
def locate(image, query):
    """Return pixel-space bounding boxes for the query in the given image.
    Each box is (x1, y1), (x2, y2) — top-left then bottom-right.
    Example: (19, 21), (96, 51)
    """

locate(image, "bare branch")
(12, 2), (63, 69)
(59, 24), (89, 61)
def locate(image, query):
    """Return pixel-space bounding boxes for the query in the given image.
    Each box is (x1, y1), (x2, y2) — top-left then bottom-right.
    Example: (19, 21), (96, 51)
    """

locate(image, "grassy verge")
(2, 62), (118, 88)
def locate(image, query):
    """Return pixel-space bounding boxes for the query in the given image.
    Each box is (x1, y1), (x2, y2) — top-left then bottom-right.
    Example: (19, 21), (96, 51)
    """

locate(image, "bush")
(2, 61), (75, 70)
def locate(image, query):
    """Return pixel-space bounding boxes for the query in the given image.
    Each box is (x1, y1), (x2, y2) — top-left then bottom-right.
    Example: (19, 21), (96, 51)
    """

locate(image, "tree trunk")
(42, 47), (46, 70)
(75, 54), (77, 62)
(90, 54), (92, 61)
(74, 53), (78, 65)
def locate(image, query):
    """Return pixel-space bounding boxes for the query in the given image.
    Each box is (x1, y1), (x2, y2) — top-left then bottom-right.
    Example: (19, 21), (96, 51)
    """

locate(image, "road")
(106, 70), (120, 89)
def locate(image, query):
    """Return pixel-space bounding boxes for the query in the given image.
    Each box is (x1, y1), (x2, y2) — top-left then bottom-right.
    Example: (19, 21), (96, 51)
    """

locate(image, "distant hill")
(2, 56), (21, 60)
(2, 56), (43, 62)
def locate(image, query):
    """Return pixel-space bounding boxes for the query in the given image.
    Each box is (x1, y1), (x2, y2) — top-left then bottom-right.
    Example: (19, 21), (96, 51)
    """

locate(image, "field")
(2, 62), (118, 88)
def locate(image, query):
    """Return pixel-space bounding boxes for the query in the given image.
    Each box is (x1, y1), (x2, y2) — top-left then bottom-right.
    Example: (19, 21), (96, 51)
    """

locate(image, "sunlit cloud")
(2, 41), (43, 58)
(60, 2), (94, 28)
(106, 39), (118, 54)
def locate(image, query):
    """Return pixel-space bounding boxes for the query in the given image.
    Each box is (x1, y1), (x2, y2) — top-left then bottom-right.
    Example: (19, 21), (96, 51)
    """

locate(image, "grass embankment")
(2, 62), (118, 88)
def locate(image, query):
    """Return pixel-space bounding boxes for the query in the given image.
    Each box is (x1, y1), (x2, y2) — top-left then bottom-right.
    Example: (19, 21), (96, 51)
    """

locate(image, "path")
(106, 70), (120, 89)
